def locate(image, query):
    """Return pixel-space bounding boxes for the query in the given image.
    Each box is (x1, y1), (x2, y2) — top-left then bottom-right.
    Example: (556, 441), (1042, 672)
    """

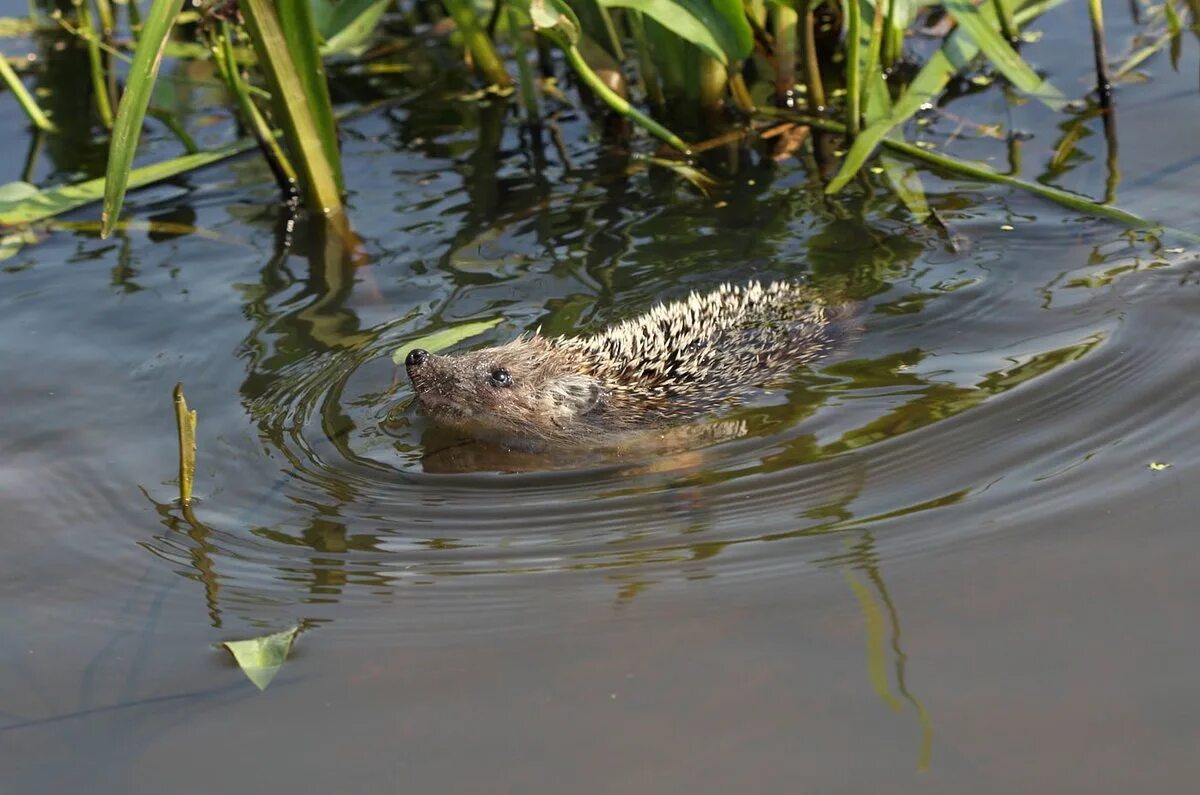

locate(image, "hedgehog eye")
(489, 367), (513, 387)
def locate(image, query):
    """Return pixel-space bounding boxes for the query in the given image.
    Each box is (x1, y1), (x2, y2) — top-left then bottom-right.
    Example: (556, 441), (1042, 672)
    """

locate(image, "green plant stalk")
(94, 0), (115, 35)
(1087, 0), (1111, 106)
(882, 0), (900, 68)
(127, 0), (142, 37)
(628, 9), (664, 109)
(0, 55), (58, 132)
(214, 20), (299, 189)
(596, 2), (625, 61)
(728, 70), (754, 113)
(757, 107), (1153, 229)
(78, 0), (115, 128)
(696, 52), (727, 113)
(241, 0), (343, 214)
(798, 0), (825, 110)
(274, 1), (343, 192)
(827, 0), (1065, 194)
(173, 383), (197, 505)
(772, 3), (797, 104)
(993, 0), (1018, 44)
(506, 5), (541, 121)
(562, 43), (690, 152)
(862, 0), (884, 114)
(845, 0), (861, 134)
(101, 0), (184, 237)
(441, 0), (513, 86)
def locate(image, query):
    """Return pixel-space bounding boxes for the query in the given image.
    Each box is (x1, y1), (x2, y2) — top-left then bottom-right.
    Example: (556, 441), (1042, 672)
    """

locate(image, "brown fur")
(405, 281), (845, 446)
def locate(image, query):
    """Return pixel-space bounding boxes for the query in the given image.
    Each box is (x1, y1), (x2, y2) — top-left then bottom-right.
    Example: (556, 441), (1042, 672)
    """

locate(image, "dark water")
(3, 3), (1200, 793)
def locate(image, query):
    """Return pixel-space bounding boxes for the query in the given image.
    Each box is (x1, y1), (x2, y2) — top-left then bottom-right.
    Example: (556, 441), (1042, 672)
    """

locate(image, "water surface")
(2, 2), (1199, 792)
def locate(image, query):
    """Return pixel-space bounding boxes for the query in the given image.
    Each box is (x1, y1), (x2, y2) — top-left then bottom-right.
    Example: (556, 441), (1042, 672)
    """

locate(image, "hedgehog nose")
(405, 348), (430, 368)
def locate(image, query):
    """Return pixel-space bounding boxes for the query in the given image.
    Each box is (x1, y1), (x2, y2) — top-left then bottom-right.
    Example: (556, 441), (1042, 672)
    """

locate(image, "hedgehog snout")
(405, 348), (430, 368)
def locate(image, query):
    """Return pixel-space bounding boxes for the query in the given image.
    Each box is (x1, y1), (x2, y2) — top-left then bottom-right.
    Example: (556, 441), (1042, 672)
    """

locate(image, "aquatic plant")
(0, 0), (1196, 235)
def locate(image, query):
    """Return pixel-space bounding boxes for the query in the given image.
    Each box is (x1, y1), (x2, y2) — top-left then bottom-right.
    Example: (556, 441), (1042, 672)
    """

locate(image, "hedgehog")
(404, 281), (848, 447)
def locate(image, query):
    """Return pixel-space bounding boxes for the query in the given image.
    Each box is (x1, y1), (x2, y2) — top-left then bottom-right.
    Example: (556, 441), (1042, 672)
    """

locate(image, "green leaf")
(101, 0), (186, 238)
(1, 140), (253, 228)
(942, 0), (1066, 111)
(320, 0), (390, 55)
(827, 0), (1066, 194)
(222, 626), (299, 691)
(242, 0), (344, 212)
(530, 0), (581, 46)
(393, 318), (505, 366)
(597, 0), (751, 64)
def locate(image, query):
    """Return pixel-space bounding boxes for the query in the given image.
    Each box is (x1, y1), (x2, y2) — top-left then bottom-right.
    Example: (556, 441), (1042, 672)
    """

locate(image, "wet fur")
(406, 281), (846, 446)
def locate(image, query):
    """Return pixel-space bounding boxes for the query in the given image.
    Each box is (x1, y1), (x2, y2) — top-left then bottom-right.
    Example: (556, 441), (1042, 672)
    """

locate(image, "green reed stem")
(628, 9), (664, 110)
(0, 54), (57, 132)
(772, 3), (797, 104)
(505, 5), (540, 121)
(78, 0), (114, 128)
(1087, 0), (1111, 107)
(756, 107), (1154, 229)
(846, 0), (861, 134)
(881, 0), (900, 67)
(562, 43), (689, 152)
(993, 0), (1019, 45)
(441, 0), (513, 86)
(798, 0), (825, 111)
(213, 20), (299, 190)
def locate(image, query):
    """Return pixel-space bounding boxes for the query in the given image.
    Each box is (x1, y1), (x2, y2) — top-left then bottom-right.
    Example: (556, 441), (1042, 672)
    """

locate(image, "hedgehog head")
(404, 336), (603, 442)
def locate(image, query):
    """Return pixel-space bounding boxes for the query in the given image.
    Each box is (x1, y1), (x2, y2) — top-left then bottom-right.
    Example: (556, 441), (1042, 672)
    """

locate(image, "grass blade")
(242, 0), (344, 214)
(3, 139), (254, 227)
(100, 0), (185, 238)
(942, 0), (1066, 110)
(0, 51), (57, 132)
(827, 0), (1066, 194)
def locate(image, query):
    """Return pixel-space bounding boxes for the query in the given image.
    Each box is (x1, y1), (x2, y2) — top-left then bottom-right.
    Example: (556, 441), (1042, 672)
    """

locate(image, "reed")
(2, 0), (1189, 237)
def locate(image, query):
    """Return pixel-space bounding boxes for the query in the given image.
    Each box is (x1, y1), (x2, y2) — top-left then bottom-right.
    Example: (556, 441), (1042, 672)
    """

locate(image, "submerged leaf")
(222, 626), (300, 690)
(393, 318), (505, 366)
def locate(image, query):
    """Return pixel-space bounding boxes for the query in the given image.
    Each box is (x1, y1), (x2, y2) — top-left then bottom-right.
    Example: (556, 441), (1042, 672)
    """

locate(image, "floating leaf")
(1149, 462), (1171, 471)
(393, 318), (505, 365)
(222, 626), (300, 690)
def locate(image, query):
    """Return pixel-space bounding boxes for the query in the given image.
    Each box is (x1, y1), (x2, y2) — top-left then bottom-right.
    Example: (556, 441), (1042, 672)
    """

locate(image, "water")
(3, 3), (1200, 792)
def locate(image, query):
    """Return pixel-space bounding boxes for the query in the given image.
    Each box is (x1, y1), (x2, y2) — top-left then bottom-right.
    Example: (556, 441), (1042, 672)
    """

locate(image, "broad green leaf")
(942, 0), (1066, 111)
(393, 318), (505, 366)
(320, 0), (389, 55)
(101, 0), (186, 237)
(598, 0), (751, 64)
(311, 0), (385, 39)
(222, 626), (299, 690)
(827, 0), (1066, 193)
(0, 181), (39, 204)
(1, 140), (253, 228)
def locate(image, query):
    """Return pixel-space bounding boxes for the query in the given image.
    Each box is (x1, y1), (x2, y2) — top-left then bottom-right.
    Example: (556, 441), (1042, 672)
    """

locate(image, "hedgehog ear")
(551, 375), (602, 414)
